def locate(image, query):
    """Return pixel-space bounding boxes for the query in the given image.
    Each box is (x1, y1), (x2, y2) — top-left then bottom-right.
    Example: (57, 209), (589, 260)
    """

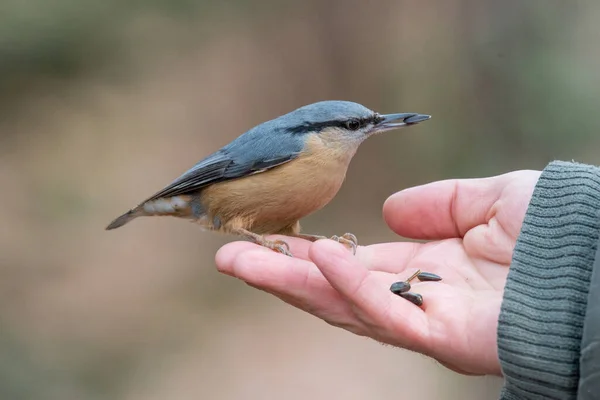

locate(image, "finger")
(215, 241), (266, 274)
(356, 242), (421, 273)
(215, 242), (323, 290)
(215, 237), (312, 268)
(383, 173), (514, 240)
(308, 240), (426, 330)
(215, 242), (359, 326)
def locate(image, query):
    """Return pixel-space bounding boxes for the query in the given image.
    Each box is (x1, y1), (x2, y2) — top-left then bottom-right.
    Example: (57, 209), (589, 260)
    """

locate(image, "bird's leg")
(230, 228), (292, 257)
(294, 233), (358, 255)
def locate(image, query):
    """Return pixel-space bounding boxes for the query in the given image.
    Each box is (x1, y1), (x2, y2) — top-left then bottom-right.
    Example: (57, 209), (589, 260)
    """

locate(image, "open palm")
(216, 170), (541, 376)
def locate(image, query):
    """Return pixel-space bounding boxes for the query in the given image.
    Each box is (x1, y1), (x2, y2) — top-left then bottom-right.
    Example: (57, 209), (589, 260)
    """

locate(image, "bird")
(106, 100), (430, 256)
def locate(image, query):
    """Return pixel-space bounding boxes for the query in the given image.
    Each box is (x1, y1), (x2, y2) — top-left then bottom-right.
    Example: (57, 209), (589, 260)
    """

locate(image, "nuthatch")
(106, 101), (430, 256)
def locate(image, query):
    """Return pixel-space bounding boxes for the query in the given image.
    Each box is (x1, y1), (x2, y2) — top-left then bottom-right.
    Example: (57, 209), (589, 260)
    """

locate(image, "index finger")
(309, 240), (427, 336)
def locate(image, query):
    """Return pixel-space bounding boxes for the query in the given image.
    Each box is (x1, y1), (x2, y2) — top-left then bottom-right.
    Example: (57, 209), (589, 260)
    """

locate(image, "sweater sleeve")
(577, 234), (600, 399)
(498, 161), (600, 399)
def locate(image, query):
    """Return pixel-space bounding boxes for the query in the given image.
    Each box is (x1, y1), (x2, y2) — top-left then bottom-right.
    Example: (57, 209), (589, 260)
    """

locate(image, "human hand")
(215, 170), (541, 376)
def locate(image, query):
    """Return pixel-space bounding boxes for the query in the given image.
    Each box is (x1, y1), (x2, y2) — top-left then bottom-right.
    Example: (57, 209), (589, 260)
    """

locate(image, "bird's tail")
(105, 209), (142, 230)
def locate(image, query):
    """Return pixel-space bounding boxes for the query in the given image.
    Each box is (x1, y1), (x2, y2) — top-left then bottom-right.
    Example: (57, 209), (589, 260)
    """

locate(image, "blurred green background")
(2, 1), (599, 399)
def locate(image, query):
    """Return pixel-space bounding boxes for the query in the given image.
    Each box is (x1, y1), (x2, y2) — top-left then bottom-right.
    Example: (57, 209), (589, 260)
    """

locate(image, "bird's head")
(277, 100), (430, 146)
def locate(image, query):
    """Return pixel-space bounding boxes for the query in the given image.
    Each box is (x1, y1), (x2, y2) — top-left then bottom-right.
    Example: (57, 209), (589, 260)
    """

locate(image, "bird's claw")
(331, 232), (358, 255)
(273, 244), (292, 257)
(254, 238), (292, 257)
(273, 239), (290, 252)
(271, 239), (292, 257)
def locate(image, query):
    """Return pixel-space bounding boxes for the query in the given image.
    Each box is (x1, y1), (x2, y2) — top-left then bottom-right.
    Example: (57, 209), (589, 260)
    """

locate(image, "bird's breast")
(199, 134), (357, 234)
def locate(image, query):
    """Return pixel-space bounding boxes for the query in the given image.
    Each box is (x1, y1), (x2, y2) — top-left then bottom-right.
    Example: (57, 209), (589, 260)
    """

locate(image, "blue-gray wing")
(141, 127), (305, 203)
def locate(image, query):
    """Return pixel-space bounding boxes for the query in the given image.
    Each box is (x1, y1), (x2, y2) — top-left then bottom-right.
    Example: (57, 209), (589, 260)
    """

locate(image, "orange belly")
(199, 139), (354, 235)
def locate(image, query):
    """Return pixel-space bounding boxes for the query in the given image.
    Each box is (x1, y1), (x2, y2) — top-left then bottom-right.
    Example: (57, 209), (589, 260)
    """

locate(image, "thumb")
(383, 174), (514, 240)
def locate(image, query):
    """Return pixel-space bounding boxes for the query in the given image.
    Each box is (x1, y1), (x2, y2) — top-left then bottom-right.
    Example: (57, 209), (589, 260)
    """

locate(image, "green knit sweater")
(498, 161), (600, 399)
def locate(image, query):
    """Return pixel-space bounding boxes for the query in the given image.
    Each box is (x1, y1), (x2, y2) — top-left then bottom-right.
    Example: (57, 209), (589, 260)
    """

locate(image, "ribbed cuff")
(498, 161), (600, 399)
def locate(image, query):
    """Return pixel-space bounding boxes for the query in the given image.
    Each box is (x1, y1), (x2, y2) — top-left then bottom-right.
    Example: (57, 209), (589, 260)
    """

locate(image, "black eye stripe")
(345, 119), (361, 130)
(341, 114), (380, 130)
(287, 114), (380, 134)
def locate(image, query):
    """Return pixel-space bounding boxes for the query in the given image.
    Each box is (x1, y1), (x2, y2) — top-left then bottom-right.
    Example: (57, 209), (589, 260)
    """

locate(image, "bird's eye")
(345, 119), (361, 131)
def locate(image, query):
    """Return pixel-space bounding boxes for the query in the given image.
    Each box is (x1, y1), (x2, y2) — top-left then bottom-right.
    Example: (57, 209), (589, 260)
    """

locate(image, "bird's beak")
(370, 113), (431, 134)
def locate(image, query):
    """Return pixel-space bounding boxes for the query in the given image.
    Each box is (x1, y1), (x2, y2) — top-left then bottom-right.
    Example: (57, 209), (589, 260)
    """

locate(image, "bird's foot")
(265, 239), (292, 257)
(232, 228), (293, 257)
(252, 237), (292, 257)
(330, 233), (358, 255)
(297, 232), (358, 255)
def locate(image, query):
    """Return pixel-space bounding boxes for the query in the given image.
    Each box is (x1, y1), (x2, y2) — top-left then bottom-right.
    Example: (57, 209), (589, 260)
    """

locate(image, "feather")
(140, 150), (300, 204)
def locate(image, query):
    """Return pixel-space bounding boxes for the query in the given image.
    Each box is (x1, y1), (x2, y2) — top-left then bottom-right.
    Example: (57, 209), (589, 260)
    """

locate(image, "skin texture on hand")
(215, 170), (541, 376)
